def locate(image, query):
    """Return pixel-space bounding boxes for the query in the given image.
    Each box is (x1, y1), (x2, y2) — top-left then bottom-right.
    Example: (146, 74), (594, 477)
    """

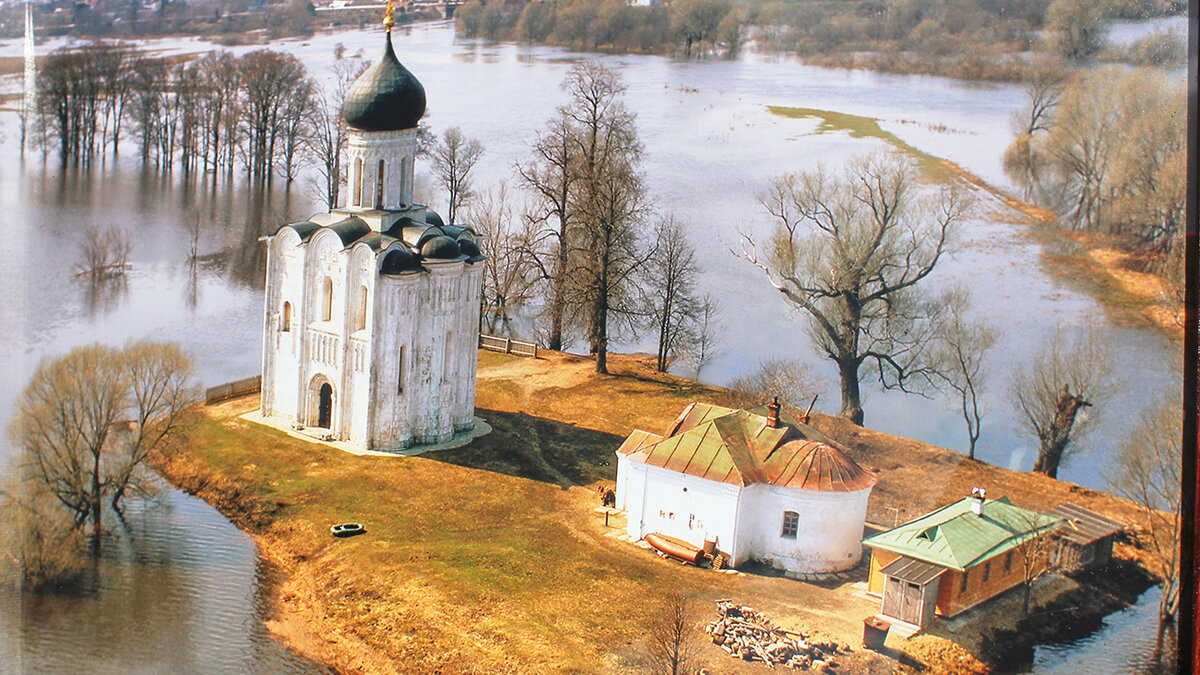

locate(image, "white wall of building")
(617, 456), (872, 574)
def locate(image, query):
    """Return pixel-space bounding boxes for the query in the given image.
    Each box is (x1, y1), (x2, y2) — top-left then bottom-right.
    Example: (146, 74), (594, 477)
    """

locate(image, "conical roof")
(343, 32), (426, 132)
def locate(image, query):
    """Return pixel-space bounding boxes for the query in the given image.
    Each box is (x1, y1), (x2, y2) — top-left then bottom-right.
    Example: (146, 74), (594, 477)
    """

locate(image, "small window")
(281, 302), (291, 332)
(353, 157), (364, 207)
(781, 511), (799, 539)
(960, 571), (969, 593)
(322, 278), (333, 322)
(983, 561), (991, 583)
(375, 160), (385, 209)
(1004, 551), (1013, 572)
(355, 285), (368, 331)
(397, 345), (405, 394)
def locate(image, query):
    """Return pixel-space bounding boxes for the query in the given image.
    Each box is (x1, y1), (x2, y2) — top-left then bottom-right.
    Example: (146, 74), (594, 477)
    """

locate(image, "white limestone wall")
(739, 485), (872, 574)
(261, 230), (305, 420)
(341, 245), (375, 445)
(620, 461), (740, 551)
(298, 231), (349, 434)
(345, 129), (417, 211)
(368, 257), (481, 450)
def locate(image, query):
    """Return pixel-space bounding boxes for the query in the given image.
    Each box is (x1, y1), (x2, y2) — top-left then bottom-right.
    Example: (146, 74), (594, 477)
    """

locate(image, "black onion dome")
(343, 33), (426, 132)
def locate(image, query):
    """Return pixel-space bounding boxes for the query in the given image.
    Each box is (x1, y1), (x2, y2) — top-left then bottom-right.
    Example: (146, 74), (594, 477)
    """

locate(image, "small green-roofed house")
(863, 494), (1063, 627)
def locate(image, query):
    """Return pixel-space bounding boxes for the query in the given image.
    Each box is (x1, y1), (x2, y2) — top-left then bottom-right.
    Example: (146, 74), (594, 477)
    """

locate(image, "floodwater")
(0, 19), (1181, 673)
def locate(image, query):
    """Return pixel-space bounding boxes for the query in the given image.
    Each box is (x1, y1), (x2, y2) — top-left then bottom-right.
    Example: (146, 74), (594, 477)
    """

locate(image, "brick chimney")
(767, 397), (782, 428)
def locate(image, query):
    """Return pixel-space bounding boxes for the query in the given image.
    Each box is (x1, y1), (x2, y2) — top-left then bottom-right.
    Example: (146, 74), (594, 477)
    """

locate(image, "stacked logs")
(705, 600), (849, 671)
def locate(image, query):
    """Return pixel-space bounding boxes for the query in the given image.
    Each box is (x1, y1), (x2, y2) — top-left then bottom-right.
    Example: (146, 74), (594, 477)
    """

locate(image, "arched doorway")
(317, 383), (333, 429)
(307, 375), (335, 431)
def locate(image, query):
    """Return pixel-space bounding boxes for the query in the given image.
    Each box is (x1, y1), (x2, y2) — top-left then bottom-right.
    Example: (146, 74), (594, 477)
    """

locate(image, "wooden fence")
(479, 334), (538, 358)
(205, 375), (262, 405)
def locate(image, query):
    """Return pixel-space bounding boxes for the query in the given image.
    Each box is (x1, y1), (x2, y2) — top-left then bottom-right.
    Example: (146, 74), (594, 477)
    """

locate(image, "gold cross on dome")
(383, 0), (395, 31)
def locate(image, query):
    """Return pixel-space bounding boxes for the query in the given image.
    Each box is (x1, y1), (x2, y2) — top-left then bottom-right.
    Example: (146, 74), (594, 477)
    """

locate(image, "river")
(0, 19), (1181, 672)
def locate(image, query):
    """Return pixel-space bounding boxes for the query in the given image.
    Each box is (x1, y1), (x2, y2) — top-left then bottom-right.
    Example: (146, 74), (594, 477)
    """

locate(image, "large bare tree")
(1010, 327), (1111, 479)
(564, 61), (651, 374)
(646, 592), (698, 675)
(738, 154), (970, 424)
(9, 342), (196, 555)
(431, 127), (485, 225)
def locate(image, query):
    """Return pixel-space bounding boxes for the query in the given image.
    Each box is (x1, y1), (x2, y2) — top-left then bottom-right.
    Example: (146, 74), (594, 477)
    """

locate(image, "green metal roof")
(862, 497), (1064, 572)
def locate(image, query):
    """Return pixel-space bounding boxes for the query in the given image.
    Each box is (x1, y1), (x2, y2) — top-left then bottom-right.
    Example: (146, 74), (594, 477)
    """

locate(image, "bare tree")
(106, 342), (195, 513)
(1010, 327), (1111, 479)
(1012, 507), (1065, 617)
(518, 113), (580, 352)
(683, 294), (722, 382)
(927, 288), (997, 459)
(1045, 0), (1109, 62)
(472, 183), (541, 333)
(78, 225), (131, 279)
(564, 61), (651, 374)
(737, 154), (970, 424)
(720, 356), (824, 411)
(1108, 395), (1182, 624)
(8, 342), (196, 555)
(644, 216), (699, 372)
(646, 592), (698, 675)
(1003, 58), (1067, 200)
(431, 127), (485, 225)
(238, 50), (307, 182)
(308, 60), (367, 209)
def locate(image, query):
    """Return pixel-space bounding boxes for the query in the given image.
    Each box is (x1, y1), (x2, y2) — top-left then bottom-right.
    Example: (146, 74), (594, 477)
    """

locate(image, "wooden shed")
(878, 557), (944, 627)
(1049, 503), (1124, 571)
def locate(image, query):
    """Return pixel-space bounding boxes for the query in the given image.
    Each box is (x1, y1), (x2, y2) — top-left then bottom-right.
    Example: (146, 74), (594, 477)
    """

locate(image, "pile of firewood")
(705, 600), (849, 671)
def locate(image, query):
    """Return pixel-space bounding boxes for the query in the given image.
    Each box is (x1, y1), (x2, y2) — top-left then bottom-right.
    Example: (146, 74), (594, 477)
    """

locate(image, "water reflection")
(12, 487), (331, 674)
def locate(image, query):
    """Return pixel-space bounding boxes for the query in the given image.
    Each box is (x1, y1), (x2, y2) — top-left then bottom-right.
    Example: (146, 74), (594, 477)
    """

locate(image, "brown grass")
(159, 351), (1162, 674)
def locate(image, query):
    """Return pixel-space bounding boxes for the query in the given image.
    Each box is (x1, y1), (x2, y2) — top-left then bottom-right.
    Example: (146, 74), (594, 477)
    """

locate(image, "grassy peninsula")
(158, 350), (1160, 674)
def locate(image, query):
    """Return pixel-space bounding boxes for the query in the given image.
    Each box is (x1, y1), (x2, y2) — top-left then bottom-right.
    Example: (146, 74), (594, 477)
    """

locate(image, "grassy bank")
(154, 350), (1166, 673)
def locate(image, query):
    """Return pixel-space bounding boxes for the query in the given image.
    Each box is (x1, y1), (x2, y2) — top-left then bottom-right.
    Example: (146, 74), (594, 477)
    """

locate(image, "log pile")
(705, 600), (849, 671)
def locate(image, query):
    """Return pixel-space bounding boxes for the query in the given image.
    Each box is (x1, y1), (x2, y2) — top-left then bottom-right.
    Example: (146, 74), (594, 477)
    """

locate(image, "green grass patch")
(768, 105), (955, 180)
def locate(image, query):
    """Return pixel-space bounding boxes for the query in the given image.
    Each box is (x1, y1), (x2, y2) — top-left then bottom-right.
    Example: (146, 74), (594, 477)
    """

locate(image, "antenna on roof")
(802, 395), (818, 424)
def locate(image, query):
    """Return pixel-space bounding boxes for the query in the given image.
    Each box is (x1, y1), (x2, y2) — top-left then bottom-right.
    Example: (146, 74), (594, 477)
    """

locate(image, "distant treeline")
(455, 0), (1187, 81)
(24, 41), (363, 202)
(0, 0), (436, 41)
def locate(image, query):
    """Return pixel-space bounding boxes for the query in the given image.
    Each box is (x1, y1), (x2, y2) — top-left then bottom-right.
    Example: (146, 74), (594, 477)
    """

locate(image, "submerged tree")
(1010, 327), (1111, 479)
(9, 342), (196, 555)
(738, 154), (971, 424)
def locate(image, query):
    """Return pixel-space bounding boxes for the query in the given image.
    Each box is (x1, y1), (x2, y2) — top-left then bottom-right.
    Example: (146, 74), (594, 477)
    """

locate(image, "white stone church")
(259, 23), (484, 451)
